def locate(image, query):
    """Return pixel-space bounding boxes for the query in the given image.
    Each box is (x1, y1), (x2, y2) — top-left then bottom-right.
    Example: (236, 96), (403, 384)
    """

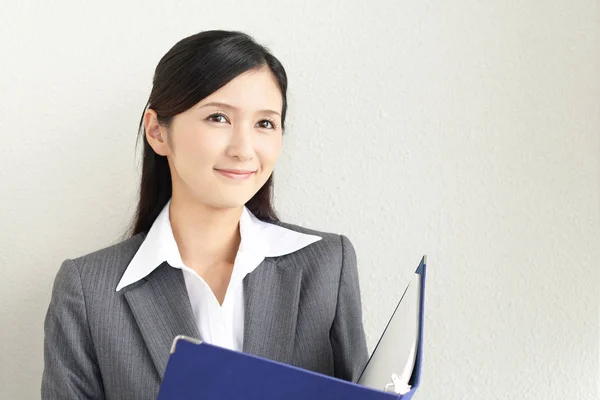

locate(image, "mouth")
(214, 168), (256, 180)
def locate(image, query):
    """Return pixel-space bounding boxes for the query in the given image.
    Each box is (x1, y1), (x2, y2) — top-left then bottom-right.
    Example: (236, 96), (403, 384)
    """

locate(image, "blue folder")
(157, 257), (427, 400)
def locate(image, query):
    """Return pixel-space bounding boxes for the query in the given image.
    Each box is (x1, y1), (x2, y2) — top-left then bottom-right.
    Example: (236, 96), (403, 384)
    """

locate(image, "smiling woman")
(41, 30), (368, 400)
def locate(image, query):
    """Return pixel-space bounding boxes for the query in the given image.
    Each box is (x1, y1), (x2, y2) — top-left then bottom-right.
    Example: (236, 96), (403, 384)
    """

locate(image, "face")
(145, 67), (284, 210)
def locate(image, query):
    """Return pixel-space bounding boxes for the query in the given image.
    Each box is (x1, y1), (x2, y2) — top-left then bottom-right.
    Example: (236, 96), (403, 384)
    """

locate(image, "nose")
(226, 123), (255, 161)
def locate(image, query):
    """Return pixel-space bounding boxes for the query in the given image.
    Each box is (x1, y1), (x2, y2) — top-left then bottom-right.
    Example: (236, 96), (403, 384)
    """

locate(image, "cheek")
(257, 136), (283, 167)
(179, 126), (223, 155)
(170, 130), (221, 174)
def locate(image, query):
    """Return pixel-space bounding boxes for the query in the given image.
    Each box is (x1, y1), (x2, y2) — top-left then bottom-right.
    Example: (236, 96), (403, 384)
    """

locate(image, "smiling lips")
(215, 169), (256, 180)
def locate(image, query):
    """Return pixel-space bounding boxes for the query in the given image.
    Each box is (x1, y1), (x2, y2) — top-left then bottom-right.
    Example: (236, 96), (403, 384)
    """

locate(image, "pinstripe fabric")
(42, 222), (368, 400)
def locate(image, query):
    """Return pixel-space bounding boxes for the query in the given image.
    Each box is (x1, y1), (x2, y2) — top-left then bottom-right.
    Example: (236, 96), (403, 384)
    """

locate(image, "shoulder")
(268, 219), (357, 272)
(58, 233), (147, 289)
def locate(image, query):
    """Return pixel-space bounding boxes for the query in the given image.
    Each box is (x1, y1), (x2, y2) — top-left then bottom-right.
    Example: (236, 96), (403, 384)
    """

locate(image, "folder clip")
(383, 373), (411, 395)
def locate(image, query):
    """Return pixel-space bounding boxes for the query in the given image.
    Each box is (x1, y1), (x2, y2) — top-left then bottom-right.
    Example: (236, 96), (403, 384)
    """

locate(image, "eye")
(256, 119), (277, 130)
(207, 113), (229, 124)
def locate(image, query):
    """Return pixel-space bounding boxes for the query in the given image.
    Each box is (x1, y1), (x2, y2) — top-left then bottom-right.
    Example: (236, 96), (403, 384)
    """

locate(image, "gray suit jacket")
(42, 221), (368, 399)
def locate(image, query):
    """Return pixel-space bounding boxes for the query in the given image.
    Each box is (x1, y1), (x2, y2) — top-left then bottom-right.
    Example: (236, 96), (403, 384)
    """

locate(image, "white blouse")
(115, 201), (322, 351)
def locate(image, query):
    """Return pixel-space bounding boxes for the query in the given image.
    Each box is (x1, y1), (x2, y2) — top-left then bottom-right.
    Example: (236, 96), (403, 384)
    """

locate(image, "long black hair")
(131, 30), (287, 236)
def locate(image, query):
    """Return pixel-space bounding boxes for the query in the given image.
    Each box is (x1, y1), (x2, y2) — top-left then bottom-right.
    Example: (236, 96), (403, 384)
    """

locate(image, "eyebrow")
(198, 101), (281, 117)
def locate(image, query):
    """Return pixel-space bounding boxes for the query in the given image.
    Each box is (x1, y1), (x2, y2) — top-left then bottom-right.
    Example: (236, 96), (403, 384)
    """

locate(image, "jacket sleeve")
(330, 235), (369, 382)
(42, 259), (105, 399)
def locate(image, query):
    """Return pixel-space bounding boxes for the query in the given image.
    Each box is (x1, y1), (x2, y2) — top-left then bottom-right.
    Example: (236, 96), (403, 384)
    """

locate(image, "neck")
(169, 194), (243, 268)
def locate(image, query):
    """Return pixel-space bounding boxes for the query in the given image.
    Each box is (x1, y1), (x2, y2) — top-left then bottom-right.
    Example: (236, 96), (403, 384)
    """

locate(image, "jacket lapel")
(243, 256), (303, 364)
(123, 262), (199, 378)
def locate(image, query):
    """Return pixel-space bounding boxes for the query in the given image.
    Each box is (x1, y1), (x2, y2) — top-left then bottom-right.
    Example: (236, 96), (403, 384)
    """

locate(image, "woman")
(42, 30), (368, 399)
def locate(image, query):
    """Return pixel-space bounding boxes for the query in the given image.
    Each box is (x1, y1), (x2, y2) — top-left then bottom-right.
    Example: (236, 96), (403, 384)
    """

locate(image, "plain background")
(1, 1), (598, 399)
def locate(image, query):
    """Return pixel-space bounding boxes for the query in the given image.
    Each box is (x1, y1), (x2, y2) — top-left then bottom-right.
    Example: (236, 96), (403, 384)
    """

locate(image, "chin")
(203, 198), (250, 210)
(187, 186), (257, 210)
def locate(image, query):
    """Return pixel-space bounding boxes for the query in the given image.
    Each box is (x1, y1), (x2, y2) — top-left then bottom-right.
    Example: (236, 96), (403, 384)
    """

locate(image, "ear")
(144, 109), (170, 156)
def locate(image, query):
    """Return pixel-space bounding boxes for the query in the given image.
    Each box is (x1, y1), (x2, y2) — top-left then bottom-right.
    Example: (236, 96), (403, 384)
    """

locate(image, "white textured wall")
(1, 1), (598, 399)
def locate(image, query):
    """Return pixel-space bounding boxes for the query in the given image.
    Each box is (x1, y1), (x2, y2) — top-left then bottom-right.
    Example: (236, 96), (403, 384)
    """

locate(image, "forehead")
(200, 67), (283, 112)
